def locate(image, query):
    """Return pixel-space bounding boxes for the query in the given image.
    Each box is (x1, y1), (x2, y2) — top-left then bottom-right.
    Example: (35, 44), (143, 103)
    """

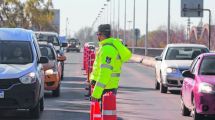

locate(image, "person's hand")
(91, 96), (99, 102)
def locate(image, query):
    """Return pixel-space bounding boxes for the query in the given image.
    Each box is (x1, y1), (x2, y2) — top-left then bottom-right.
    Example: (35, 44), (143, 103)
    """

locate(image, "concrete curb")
(130, 54), (156, 68)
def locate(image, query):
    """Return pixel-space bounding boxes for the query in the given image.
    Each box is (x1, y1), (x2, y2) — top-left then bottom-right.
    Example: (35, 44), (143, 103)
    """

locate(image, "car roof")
(201, 53), (215, 57)
(167, 44), (207, 48)
(0, 28), (34, 41)
(34, 31), (58, 36)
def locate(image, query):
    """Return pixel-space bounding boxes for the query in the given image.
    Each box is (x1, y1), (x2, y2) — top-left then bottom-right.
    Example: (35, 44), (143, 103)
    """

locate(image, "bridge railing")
(128, 47), (163, 57)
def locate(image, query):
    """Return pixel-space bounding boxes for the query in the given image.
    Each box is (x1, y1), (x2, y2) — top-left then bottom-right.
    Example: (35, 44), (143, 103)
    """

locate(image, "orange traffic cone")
(90, 101), (95, 120)
(102, 92), (117, 120)
(93, 101), (101, 120)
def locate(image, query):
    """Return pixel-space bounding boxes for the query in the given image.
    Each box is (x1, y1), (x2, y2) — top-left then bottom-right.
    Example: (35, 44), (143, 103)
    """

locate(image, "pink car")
(181, 53), (215, 120)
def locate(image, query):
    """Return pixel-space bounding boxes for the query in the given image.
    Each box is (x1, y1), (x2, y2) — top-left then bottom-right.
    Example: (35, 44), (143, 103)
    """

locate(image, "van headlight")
(166, 67), (177, 73)
(20, 72), (36, 84)
(198, 83), (214, 94)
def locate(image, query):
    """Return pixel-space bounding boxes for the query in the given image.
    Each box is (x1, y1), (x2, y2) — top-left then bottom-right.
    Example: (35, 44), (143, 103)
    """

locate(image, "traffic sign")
(181, 0), (203, 17)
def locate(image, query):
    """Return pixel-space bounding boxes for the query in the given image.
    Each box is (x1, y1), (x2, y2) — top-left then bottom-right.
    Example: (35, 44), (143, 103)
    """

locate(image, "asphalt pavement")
(0, 52), (207, 120)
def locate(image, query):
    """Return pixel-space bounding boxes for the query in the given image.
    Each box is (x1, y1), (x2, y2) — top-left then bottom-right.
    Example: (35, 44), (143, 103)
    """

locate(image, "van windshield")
(37, 34), (60, 46)
(199, 56), (215, 75)
(0, 41), (33, 64)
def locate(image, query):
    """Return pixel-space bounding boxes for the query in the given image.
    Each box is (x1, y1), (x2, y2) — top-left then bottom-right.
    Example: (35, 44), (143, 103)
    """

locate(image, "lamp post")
(117, 0), (120, 38)
(167, 0), (171, 45)
(132, 0), (136, 53)
(145, 0), (148, 56)
(124, 0), (127, 44)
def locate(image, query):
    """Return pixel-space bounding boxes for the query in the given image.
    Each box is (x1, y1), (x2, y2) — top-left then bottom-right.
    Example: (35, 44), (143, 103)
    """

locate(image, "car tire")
(155, 79), (160, 90)
(160, 74), (168, 93)
(40, 97), (44, 111)
(160, 83), (168, 93)
(52, 84), (60, 97)
(77, 49), (80, 53)
(192, 98), (204, 120)
(29, 101), (40, 119)
(181, 98), (190, 116)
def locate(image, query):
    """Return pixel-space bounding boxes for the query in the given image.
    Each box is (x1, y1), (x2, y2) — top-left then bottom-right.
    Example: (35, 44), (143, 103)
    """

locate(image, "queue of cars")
(155, 44), (215, 120)
(0, 28), (67, 119)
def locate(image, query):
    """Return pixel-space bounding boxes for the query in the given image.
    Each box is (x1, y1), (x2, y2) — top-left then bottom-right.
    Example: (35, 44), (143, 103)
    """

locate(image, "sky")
(52, 0), (215, 36)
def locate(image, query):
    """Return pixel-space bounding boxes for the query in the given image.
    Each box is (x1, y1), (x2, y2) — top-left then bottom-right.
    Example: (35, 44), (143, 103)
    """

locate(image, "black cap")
(98, 24), (111, 33)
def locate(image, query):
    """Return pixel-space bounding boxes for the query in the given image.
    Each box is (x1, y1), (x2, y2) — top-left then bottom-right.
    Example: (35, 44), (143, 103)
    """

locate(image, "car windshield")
(40, 45), (56, 60)
(37, 34), (60, 46)
(199, 56), (215, 75)
(0, 41), (33, 64)
(165, 47), (208, 60)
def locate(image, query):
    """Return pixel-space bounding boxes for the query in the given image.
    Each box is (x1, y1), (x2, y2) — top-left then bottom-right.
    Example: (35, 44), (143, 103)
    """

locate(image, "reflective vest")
(91, 37), (131, 99)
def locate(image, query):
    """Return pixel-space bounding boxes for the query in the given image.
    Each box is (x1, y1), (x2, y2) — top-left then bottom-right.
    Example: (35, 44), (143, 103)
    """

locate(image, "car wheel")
(77, 49), (80, 53)
(29, 101), (40, 119)
(52, 84), (60, 97)
(154, 70), (160, 90)
(192, 98), (204, 120)
(160, 74), (168, 93)
(160, 83), (168, 93)
(181, 98), (190, 116)
(40, 97), (44, 111)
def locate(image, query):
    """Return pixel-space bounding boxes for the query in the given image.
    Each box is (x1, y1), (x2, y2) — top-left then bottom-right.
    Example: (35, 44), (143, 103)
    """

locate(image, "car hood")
(162, 60), (192, 69)
(198, 75), (215, 85)
(42, 60), (55, 70)
(0, 63), (34, 79)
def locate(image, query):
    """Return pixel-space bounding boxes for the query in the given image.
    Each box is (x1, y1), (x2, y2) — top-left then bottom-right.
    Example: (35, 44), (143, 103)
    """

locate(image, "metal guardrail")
(128, 47), (164, 57)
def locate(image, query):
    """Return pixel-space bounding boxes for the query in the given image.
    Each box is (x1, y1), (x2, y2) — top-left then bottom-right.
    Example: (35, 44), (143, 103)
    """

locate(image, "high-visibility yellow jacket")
(90, 37), (131, 99)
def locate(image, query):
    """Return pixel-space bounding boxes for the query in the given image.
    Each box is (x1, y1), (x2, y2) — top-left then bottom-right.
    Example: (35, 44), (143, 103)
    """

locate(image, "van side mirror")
(182, 70), (195, 79)
(61, 43), (68, 47)
(38, 56), (49, 64)
(155, 56), (162, 61)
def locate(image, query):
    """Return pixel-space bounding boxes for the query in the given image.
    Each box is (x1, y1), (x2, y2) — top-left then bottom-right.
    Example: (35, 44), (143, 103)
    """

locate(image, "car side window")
(190, 57), (199, 74)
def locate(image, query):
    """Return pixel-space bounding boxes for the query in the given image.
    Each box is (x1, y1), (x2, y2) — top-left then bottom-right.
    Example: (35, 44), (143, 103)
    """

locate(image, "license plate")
(0, 90), (4, 98)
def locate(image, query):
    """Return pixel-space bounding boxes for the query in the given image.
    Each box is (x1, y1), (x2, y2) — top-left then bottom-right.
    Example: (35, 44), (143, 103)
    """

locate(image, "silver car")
(155, 44), (209, 93)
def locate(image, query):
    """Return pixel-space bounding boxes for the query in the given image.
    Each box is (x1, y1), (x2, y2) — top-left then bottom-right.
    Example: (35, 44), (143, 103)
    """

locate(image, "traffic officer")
(90, 24), (131, 101)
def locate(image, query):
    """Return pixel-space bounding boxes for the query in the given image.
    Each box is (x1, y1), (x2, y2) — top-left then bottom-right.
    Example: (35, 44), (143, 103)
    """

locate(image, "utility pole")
(187, 17), (191, 41)
(167, 0), (171, 45)
(117, 0), (120, 38)
(145, 0), (148, 56)
(66, 17), (68, 38)
(124, 0), (127, 44)
(132, 0), (136, 53)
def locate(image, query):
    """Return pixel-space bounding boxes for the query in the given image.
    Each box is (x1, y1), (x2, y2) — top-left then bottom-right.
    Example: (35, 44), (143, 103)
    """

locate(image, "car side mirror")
(57, 55), (66, 61)
(182, 70), (195, 79)
(61, 43), (68, 47)
(38, 56), (49, 64)
(155, 56), (162, 61)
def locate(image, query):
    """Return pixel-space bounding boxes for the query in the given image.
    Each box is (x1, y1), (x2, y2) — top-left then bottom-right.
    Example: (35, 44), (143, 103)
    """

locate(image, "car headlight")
(198, 83), (214, 94)
(20, 72), (36, 84)
(45, 69), (58, 75)
(166, 67), (177, 73)
(76, 45), (79, 47)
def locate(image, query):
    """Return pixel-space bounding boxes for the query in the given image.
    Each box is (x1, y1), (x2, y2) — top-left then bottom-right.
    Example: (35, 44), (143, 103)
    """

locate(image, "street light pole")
(132, 0), (136, 53)
(167, 0), (171, 45)
(113, 0), (115, 37)
(145, 0), (148, 56)
(124, 0), (127, 44)
(117, 0), (120, 38)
